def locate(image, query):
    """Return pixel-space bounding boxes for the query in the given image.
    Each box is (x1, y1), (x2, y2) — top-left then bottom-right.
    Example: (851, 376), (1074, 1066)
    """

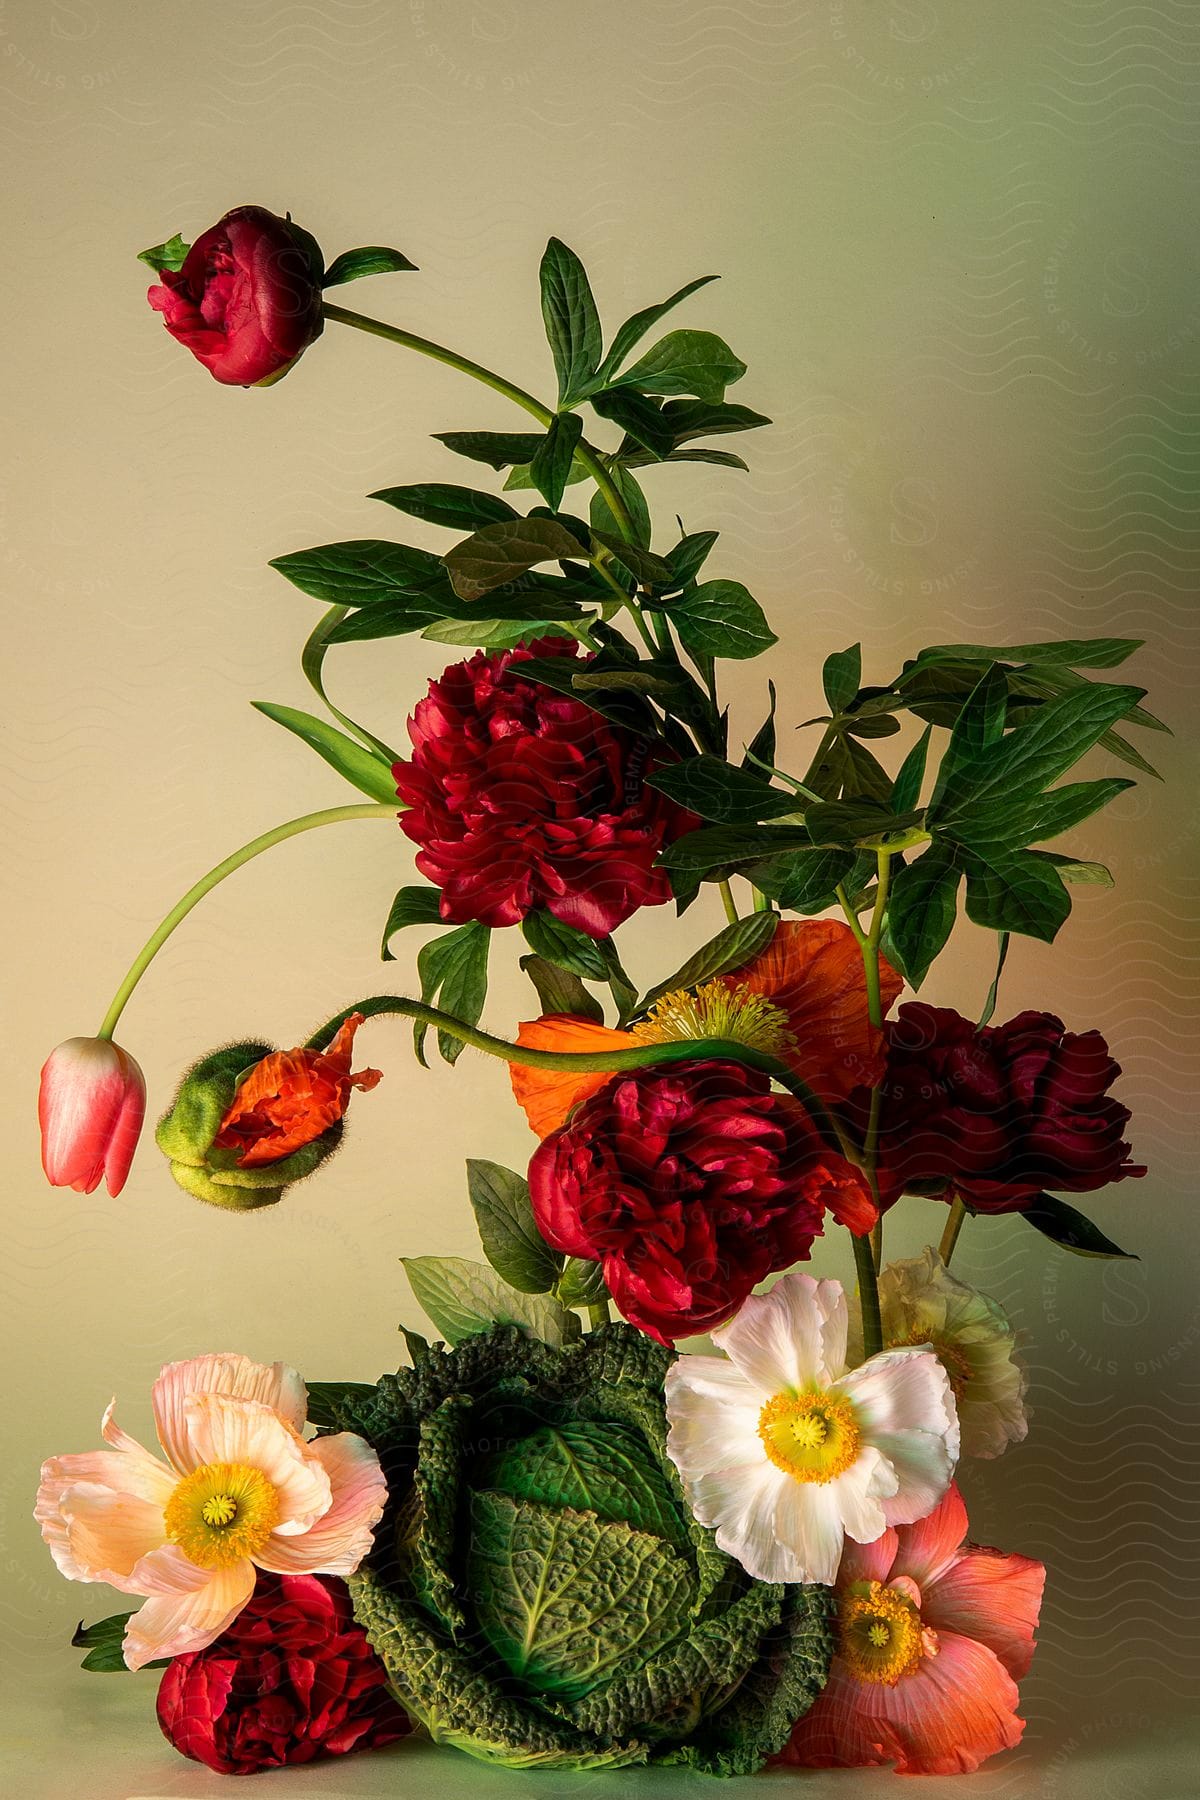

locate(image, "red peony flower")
(393, 640), (692, 938)
(855, 1002), (1144, 1213)
(527, 1059), (875, 1343)
(156, 1571), (409, 1776)
(214, 1013), (382, 1168)
(775, 1483), (1044, 1775)
(147, 206), (325, 386)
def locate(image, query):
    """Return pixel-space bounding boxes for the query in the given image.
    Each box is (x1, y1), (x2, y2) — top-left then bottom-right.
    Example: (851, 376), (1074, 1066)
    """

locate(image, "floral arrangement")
(36, 205), (1160, 1779)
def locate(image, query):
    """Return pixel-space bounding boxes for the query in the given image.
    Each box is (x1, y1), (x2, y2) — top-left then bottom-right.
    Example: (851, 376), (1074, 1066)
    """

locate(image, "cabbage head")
(321, 1323), (832, 1773)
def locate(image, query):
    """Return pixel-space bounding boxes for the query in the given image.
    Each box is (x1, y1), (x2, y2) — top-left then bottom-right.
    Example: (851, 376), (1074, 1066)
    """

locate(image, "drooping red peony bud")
(528, 1059), (875, 1343)
(156, 1572), (410, 1776)
(147, 206), (325, 386)
(38, 1036), (146, 1197)
(854, 1003), (1145, 1214)
(393, 640), (694, 939)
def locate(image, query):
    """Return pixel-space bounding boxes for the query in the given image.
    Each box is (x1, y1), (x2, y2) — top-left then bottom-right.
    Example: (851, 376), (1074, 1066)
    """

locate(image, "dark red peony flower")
(854, 1002), (1145, 1214)
(147, 206), (325, 386)
(156, 1572), (409, 1776)
(528, 1059), (876, 1343)
(393, 640), (693, 938)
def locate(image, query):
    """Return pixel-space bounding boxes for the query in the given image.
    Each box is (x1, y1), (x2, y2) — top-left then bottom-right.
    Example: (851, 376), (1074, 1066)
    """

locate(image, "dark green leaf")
(928, 664), (1008, 811)
(519, 953), (605, 1023)
(659, 824), (814, 875)
(613, 330), (747, 402)
(423, 617), (588, 653)
(591, 389), (674, 458)
(590, 465), (651, 548)
(138, 233), (189, 274)
(556, 1257), (609, 1306)
(666, 580), (776, 661)
(960, 847), (1071, 943)
(530, 413), (585, 512)
(647, 756), (799, 825)
(666, 531), (719, 588)
(251, 702), (398, 804)
(305, 1380), (380, 1430)
(72, 1614), (169, 1673)
(369, 483), (518, 531)
(540, 239), (603, 405)
(416, 922), (490, 1065)
(944, 778), (1134, 852)
(521, 909), (611, 980)
(977, 931), (1011, 1029)
(822, 645), (861, 714)
(328, 595), (582, 645)
(661, 446), (750, 471)
(742, 680), (778, 772)
(589, 528), (672, 587)
(846, 713), (901, 739)
(322, 246), (418, 286)
(434, 430), (547, 469)
(804, 799), (924, 850)
(381, 886), (444, 960)
(912, 637), (1143, 671)
(445, 518), (589, 602)
(654, 398), (771, 444)
(749, 846), (863, 915)
(270, 539), (447, 607)
(596, 275), (719, 383)
(842, 739), (895, 804)
(467, 1159), (563, 1294)
(641, 912), (778, 1009)
(892, 725), (932, 812)
(516, 654), (657, 734)
(886, 846), (962, 988)
(1022, 1193), (1136, 1259)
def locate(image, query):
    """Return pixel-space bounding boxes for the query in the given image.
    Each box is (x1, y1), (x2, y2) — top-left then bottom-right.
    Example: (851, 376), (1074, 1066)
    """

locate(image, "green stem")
(938, 1197), (968, 1268)
(305, 996), (842, 1146)
(95, 804), (397, 1041)
(587, 1300), (612, 1330)
(323, 302), (636, 541)
(301, 606), (399, 760)
(853, 1230), (884, 1359)
(718, 880), (739, 925)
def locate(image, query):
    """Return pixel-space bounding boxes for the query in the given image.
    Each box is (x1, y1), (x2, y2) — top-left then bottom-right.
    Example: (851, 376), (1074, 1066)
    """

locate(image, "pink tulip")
(39, 1037), (146, 1196)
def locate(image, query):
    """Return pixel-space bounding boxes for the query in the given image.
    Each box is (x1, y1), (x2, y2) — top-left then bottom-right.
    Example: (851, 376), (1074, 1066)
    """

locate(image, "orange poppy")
(509, 1015), (635, 1140)
(214, 1012), (382, 1167)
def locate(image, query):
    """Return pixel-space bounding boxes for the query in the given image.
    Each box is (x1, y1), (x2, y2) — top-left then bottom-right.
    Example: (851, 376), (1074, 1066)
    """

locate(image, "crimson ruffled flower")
(393, 640), (692, 938)
(856, 1003), (1144, 1214)
(156, 1572), (409, 1776)
(147, 205), (324, 386)
(527, 1059), (875, 1343)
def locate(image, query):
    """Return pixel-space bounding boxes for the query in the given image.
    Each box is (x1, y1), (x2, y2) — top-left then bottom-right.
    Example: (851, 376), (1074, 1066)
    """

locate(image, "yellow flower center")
(163, 1462), (279, 1569)
(758, 1390), (861, 1483)
(631, 980), (794, 1057)
(891, 1326), (972, 1401)
(839, 1581), (926, 1684)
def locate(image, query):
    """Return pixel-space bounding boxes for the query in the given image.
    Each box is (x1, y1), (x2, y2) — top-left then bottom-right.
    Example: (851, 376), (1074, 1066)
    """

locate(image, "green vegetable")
(331, 1325), (831, 1773)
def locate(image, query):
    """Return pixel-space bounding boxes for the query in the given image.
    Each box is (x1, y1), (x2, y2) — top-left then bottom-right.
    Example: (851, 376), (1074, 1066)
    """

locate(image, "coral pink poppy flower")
(35, 1354), (386, 1671)
(776, 1482), (1045, 1775)
(39, 1037), (147, 1197)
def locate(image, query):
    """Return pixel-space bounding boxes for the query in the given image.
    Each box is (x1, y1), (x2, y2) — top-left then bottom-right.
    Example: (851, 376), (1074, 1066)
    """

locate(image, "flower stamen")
(758, 1390), (860, 1483)
(165, 1461), (279, 1568)
(632, 980), (794, 1057)
(839, 1581), (926, 1685)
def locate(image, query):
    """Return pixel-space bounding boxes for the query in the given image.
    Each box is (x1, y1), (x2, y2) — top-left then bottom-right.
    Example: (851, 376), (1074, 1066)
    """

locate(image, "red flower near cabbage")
(528, 1059), (875, 1343)
(855, 1003), (1144, 1214)
(156, 1572), (409, 1776)
(393, 640), (692, 938)
(147, 206), (324, 386)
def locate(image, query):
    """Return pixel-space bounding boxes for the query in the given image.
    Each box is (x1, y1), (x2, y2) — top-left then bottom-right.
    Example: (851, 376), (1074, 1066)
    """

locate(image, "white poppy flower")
(664, 1271), (960, 1586)
(848, 1245), (1029, 1460)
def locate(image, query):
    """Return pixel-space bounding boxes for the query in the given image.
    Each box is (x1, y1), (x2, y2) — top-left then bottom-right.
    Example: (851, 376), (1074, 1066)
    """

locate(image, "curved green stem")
(853, 1230), (884, 1359)
(305, 995), (841, 1146)
(322, 302), (636, 540)
(718, 880), (739, 925)
(95, 804), (397, 1041)
(302, 606), (399, 761)
(938, 1197), (969, 1268)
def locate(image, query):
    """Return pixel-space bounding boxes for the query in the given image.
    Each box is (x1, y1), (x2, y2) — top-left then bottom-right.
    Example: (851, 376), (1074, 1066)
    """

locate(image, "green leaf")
(591, 389), (675, 459)
(641, 912), (777, 1009)
(483, 1419), (691, 1546)
(1021, 1193), (1136, 1259)
(556, 1257), (609, 1306)
(743, 680), (778, 772)
(749, 846), (863, 915)
(519, 953), (605, 1023)
(648, 398), (771, 447)
(589, 528), (673, 587)
(540, 239), (603, 405)
(251, 702), (398, 804)
(646, 756), (799, 825)
(822, 645), (861, 714)
(322, 246), (418, 286)
(977, 931), (1011, 1029)
(521, 910), (610, 980)
(445, 518), (589, 602)
(416, 922), (490, 1065)
(304, 1380), (380, 1431)
(943, 778), (1134, 852)
(1042, 854), (1115, 888)
(596, 275), (719, 383)
(886, 846), (962, 988)
(927, 664), (1008, 811)
(912, 637), (1143, 671)
(369, 483), (519, 531)
(466, 1159), (563, 1294)
(665, 531), (719, 588)
(71, 1614), (169, 1673)
(516, 654), (657, 735)
(270, 539), (447, 606)
(659, 824), (814, 876)
(613, 330), (746, 402)
(529, 413), (585, 513)
(423, 616), (585, 652)
(659, 447), (750, 471)
(138, 233), (189, 274)
(804, 798), (924, 850)
(666, 580), (776, 661)
(435, 430), (547, 469)
(892, 725), (932, 812)
(590, 464), (651, 548)
(402, 1256), (577, 1346)
(960, 847), (1071, 943)
(381, 886), (443, 960)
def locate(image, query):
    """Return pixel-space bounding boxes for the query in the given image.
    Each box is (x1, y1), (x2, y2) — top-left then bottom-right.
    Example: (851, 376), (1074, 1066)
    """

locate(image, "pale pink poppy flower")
(35, 1354), (386, 1670)
(39, 1037), (147, 1197)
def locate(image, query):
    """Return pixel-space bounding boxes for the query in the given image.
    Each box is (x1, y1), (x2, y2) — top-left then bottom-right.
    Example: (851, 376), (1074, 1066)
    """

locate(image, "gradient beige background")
(3, 3), (1199, 1795)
